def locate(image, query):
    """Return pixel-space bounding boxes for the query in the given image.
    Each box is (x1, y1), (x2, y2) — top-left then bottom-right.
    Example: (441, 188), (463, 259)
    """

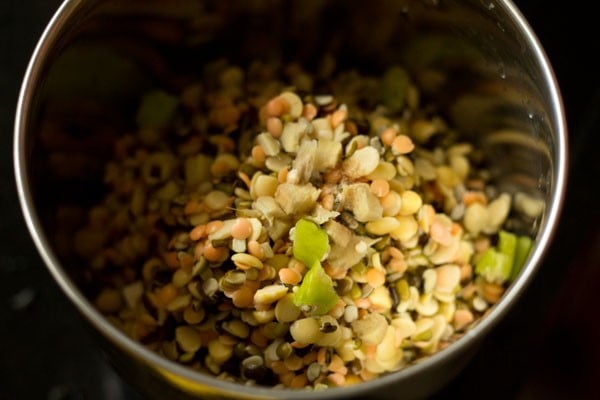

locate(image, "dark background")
(1, 1), (599, 399)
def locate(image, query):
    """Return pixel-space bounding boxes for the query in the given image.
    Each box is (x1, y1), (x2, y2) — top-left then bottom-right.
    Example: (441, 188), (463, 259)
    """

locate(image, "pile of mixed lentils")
(74, 60), (543, 389)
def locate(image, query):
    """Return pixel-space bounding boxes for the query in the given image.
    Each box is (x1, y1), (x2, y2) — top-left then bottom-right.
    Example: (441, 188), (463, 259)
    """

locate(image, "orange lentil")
(321, 193), (335, 210)
(164, 251), (180, 269)
(257, 265), (276, 281)
(251, 145), (266, 165)
(453, 309), (475, 330)
(266, 117), (283, 138)
(328, 354), (348, 375)
(359, 369), (377, 382)
(280, 372), (295, 387)
(451, 222), (463, 236)
(344, 374), (362, 386)
(302, 351), (318, 365)
(302, 103), (318, 121)
(206, 220), (224, 235)
(366, 268), (386, 288)
(323, 168), (342, 184)
(327, 372), (346, 386)
(210, 160), (236, 179)
(277, 166), (289, 183)
(291, 341), (310, 349)
(391, 134), (415, 154)
(235, 261), (254, 271)
(289, 374), (308, 389)
(265, 96), (290, 118)
(482, 282), (504, 304)
(356, 309), (368, 321)
(354, 298), (371, 309)
(461, 283), (477, 299)
(474, 237), (491, 253)
(183, 305), (205, 324)
(193, 242), (205, 260)
(327, 299), (346, 320)
(380, 127), (397, 146)
(238, 171), (251, 188)
(380, 191), (400, 210)
(203, 243), (229, 262)
(324, 263), (347, 280)
(178, 252), (195, 270)
(156, 284), (178, 307)
(462, 190), (488, 206)
(388, 246), (404, 259)
(317, 347), (328, 366)
(460, 264), (473, 281)
(231, 218), (252, 240)
(330, 109), (347, 128)
(270, 360), (289, 375)
(183, 199), (200, 215)
(250, 329), (269, 348)
(246, 240), (265, 260)
(278, 267), (302, 285)
(189, 224), (207, 241)
(430, 220), (453, 246)
(388, 258), (407, 274)
(370, 179), (390, 197)
(208, 105), (241, 129)
(288, 259), (306, 275)
(362, 343), (377, 358)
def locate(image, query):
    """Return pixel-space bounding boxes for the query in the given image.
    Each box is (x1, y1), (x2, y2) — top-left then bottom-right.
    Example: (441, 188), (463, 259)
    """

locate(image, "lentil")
(231, 218), (253, 240)
(175, 326), (203, 353)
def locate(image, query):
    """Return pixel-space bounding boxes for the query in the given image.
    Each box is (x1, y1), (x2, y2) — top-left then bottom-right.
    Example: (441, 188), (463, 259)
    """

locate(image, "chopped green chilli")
(292, 219), (329, 268)
(476, 230), (532, 284)
(293, 260), (339, 315)
(511, 235), (533, 280)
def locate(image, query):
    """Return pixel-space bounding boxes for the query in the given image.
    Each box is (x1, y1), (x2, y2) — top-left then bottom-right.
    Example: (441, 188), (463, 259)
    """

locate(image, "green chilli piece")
(475, 230), (514, 284)
(292, 219), (338, 315)
(497, 230), (517, 277)
(510, 236), (533, 280)
(476, 230), (533, 284)
(475, 247), (509, 284)
(293, 261), (339, 315)
(292, 219), (329, 268)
